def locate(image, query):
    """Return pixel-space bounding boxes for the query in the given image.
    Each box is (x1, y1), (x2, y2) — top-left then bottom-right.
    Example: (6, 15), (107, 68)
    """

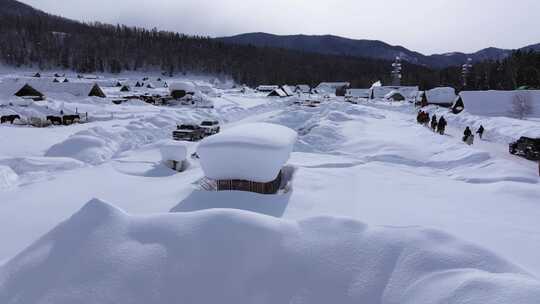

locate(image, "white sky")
(19, 0), (540, 55)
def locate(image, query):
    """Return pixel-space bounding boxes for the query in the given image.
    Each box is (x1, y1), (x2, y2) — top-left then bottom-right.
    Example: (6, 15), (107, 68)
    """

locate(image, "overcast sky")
(19, 0), (540, 55)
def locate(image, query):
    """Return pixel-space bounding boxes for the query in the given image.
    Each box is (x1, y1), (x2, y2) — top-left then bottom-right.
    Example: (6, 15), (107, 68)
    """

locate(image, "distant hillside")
(0, 0), (46, 16)
(217, 33), (539, 68)
(0, 0), (442, 88)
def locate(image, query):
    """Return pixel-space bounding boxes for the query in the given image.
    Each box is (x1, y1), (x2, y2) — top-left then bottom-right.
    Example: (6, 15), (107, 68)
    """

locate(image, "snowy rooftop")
(346, 89), (370, 98)
(459, 90), (540, 117)
(281, 85), (294, 96)
(372, 86), (419, 99)
(426, 87), (456, 105)
(169, 82), (197, 93)
(197, 123), (297, 182)
(269, 88), (288, 97)
(316, 82), (350, 89)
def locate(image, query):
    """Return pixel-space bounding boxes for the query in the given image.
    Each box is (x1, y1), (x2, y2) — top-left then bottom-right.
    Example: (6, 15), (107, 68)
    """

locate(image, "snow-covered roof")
(169, 82), (197, 94)
(384, 90), (405, 100)
(281, 85), (295, 96)
(1, 79), (105, 98)
(256, 85), (279, 92)
(268, 88), (288, 98)
(0, 82), (29, 98)
(160, 142), (187, 162)
(426, 87), (457, 105)
(371, 86), (418, 99)
(197, 123), (297, 182)
(316, 82), (350, 89)
(295, 85), (311, 93)
(38, 82), (105, 97)
(458, 90), (540, 117)
(346, 89), (370, 98)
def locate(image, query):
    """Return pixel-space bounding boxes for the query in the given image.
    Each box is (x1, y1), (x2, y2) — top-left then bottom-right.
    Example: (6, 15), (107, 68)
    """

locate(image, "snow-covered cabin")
(197, 123), (297, 194)
(345, 89), (371, 101)
(160, 142), (188, 172)
(36, 82), (106, 98)
(294, 85), (311, 94)
(268, 88), (288, 98)
(256, 85), (279, 92)
(0, 82), (45, 101)
(169, 82), (198, 99)
(384, 90), (406, 101)
(370, 86), (419, 101)
(314, 82), (351, 96)
(452, 90), (540, 118)
(281, 85), (295, 96)
(426, 87), (457, 107)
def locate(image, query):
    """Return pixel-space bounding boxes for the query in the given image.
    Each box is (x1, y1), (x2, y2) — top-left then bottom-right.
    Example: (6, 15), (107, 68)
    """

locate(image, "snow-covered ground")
(1, 72), (540, 302)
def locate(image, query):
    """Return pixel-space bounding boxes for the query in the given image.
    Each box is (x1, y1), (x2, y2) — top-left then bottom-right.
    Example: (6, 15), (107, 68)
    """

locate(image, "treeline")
(461, 50), (540, 90)
(0, 5), (538, 90)
(0, 9), (440, 88)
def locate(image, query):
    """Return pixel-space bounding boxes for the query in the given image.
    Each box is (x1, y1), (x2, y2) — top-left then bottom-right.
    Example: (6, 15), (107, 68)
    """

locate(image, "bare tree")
(511, 92), (532, 119)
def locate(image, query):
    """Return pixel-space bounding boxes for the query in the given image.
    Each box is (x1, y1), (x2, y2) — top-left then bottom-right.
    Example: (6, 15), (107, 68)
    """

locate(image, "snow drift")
(1, 199), (539, 304)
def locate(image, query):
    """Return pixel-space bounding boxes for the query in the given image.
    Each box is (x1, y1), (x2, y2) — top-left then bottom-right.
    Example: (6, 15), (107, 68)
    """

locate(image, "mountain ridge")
(217, 32), (540, 69)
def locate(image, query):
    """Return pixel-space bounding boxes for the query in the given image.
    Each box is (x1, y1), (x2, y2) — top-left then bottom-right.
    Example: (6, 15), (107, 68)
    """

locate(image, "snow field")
(1, 199), (539, 304)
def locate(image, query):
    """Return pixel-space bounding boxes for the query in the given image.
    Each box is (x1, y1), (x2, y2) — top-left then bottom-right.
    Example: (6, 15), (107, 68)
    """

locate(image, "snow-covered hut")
(35, 82), (106, 98)
(314, 82), (350, 96)
(345, 89), (370, 101)
(256, 85), (279, 92)
(281, 85), (295, 96)
(384, 90), (405, 101)
(294, 85), (311, 94)
(0, 82), (45, 101)
(452, 90), (540, 118)
(160, 142), (188, 172)
(197, 123), (297, 194)
(370, 86), (419, 101)
(426, 87), (457, 107)
(169, 82), (197, 99)
(268, 88), (288, 98)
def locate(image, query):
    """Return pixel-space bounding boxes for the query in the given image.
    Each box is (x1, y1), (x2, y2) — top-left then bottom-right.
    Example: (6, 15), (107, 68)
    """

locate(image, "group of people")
(417, 111), (447, 135)
(463, 125), (485, 145)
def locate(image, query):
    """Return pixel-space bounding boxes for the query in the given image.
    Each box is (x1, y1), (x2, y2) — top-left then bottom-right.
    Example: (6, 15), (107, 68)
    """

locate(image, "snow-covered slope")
(1, 199), (539, 304)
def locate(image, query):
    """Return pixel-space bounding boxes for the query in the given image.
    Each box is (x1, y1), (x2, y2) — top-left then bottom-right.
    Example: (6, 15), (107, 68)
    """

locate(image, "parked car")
(200, 120), (220, 135)
(509, 137), (540, 160)
(172, 124), (205, 141)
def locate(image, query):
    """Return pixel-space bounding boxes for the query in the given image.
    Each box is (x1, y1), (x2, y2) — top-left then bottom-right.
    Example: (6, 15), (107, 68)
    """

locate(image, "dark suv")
(172, 124), (205, 141)
(509, 137), (540, 160)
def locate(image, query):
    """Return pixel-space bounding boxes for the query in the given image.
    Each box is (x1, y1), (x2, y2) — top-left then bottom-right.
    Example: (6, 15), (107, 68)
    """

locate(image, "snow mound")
(0, 157), (85, 176)
(159, 141), (187, 161)
(198, 123), (297, 182)
(45, 133), (115, 165)
(1, 199), (539, 304)
(0, 165), (18, 189)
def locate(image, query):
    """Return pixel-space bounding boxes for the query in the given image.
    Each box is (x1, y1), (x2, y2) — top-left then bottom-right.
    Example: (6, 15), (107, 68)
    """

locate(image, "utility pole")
(391, 57), (402, 86)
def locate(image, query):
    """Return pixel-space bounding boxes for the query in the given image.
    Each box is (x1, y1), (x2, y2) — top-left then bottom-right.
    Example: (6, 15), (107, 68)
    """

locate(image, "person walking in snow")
(423, 112), (430, 126)
(476, 125), (485, 139)
(431, 114), (438, 131)
(463, 127), (472, 143)
(437, 116), (447, 135)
